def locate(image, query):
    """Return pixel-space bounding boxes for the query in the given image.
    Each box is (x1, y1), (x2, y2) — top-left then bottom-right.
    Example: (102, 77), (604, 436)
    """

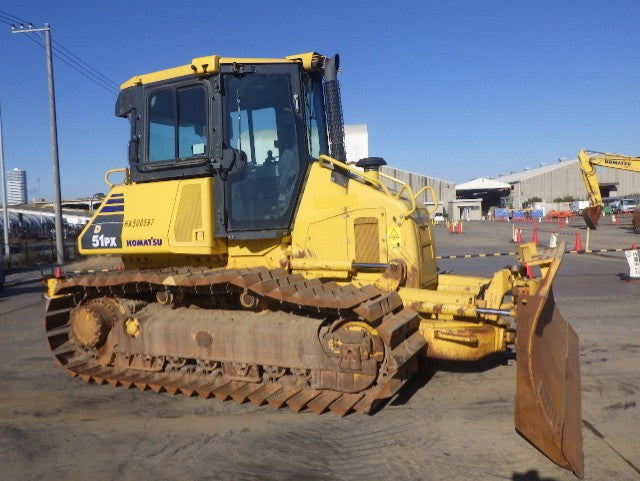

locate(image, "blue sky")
(1, 0), (639, 199)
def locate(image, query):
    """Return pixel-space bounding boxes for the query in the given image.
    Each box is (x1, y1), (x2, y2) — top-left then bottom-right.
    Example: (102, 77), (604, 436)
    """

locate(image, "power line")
(1, 10), (119, 95)
(51, 39), (119, 89)
(22, 32), (118, 94)
(0, 8), (28, 24)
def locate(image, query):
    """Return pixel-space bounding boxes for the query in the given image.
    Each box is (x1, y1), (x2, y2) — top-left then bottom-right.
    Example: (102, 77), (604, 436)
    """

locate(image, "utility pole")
(0, 102), (11, 261)
(12, 23), (65, 265)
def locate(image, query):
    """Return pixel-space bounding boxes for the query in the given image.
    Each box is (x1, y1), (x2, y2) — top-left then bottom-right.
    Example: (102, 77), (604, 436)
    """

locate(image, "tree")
(552, 195), (578, 203)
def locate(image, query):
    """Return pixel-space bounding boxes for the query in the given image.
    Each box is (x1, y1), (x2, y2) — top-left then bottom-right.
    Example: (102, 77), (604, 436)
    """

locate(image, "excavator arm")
(578, 149), (640, 229)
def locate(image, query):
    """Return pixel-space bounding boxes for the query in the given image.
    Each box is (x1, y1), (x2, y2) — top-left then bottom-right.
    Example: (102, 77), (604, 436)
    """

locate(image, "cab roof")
(120, 52), (325, 90)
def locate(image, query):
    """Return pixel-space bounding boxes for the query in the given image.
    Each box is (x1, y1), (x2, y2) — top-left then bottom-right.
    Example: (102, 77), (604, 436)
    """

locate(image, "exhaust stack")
(323, 54), (347, 162)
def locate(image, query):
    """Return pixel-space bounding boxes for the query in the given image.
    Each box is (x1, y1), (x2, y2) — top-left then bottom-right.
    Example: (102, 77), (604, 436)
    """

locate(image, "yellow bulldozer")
(45, 52), (583, 477)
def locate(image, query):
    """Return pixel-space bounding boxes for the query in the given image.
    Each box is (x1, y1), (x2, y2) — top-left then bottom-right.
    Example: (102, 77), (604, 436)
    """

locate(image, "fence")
(2, 236), (82, 268)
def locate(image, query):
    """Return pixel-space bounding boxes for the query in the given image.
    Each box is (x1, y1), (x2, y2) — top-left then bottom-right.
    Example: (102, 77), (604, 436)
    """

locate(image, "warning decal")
(387, 227), (401, 245)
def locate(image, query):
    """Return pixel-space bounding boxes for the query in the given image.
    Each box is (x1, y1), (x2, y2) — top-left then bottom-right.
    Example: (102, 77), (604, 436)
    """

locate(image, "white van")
(617, 199), (638, 214)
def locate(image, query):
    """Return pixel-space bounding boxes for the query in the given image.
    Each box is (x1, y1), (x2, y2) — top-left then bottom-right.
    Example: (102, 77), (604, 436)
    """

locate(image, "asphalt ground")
(0, 220), (638, 481)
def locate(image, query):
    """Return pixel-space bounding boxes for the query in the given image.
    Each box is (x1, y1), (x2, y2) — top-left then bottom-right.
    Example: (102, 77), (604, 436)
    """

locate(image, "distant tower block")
(7, 167), (27, 205)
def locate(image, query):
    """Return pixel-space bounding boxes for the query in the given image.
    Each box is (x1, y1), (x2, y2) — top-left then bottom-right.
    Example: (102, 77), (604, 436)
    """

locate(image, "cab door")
(218, 64), (307, 239)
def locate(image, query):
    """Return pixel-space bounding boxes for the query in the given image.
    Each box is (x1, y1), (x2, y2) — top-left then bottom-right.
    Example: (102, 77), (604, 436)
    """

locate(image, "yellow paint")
(289, 160), (436, 286)
(121, 52), (324, 89)
(81, 145), (568, 363)
(78, 177), (226, 256)
(124, 317), (141, 338)
(46, 278), (64, 298)
(419, 320), (507, 361)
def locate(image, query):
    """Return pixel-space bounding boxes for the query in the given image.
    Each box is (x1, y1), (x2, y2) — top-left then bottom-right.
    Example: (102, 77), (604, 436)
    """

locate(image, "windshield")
(223, 71), (303, 231)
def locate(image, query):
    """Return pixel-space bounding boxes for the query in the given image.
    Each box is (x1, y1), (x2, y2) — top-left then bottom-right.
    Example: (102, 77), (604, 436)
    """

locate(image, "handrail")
(378, 171), (417, 216)
(414, 185), (439, 216)
(317, 154), (440, 219)
(104, 168), (131, 188)
(318, 155), (392, 196)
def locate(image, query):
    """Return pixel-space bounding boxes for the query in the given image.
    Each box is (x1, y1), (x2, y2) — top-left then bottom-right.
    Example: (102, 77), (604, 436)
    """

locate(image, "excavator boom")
(578, 149), (640, 231)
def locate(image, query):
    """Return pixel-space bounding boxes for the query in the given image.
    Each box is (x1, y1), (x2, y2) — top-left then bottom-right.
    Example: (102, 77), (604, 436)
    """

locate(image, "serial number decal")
(124, 218), (155, 228)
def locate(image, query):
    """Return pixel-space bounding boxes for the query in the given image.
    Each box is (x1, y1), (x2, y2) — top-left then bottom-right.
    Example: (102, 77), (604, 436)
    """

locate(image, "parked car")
(616, 199), (638, 214)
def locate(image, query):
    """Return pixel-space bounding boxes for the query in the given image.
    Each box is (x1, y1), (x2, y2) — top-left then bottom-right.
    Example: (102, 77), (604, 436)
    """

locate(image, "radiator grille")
(354, 217), (380, 263)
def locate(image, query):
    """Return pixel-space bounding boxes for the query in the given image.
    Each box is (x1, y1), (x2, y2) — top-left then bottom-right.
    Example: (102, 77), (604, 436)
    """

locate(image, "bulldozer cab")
(117, 61), (329, 239)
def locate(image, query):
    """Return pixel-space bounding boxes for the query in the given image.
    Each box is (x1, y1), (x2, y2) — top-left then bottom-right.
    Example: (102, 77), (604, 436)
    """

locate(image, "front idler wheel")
(69, 297), (120, 349)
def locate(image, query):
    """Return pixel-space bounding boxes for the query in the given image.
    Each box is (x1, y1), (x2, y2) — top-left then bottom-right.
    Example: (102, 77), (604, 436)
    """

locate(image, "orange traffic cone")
(516, 228), (523, 243)
(574, 230), (583, 251)
(532, 227), (539, 246)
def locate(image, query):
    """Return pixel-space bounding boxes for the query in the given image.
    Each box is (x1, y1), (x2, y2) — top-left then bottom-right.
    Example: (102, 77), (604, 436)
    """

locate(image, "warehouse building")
(494, 158), (640, 209)
(455, 177), (512, 214)
(380, 165), (455, 213)
(345, 124), (456, 215)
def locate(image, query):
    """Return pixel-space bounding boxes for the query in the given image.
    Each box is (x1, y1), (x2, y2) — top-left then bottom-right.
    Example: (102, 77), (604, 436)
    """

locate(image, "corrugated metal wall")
(380, 166), (456, 206)
(512, 160), (640, 207)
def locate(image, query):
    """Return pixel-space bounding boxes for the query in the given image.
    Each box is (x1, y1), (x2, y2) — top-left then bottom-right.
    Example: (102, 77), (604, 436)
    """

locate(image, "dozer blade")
(515, 245), (584, 478)
(582, 205), (602, 229)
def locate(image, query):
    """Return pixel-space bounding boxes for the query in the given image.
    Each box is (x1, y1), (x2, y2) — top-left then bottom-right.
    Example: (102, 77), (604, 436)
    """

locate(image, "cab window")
(224, 72), (303, 231)
(303, 73), (328, 159)
(148, 84), (207, 162)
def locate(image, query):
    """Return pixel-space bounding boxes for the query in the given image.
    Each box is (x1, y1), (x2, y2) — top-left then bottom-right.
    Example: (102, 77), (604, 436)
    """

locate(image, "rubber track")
(45, 266), (425, 416)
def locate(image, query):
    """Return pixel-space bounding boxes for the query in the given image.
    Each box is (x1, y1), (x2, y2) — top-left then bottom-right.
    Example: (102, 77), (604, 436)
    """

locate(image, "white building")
(344, 124), (455, 214)
(448, 198), (483, 221)
(7, 168), (27, 205)
(344, 124), (369, 163)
